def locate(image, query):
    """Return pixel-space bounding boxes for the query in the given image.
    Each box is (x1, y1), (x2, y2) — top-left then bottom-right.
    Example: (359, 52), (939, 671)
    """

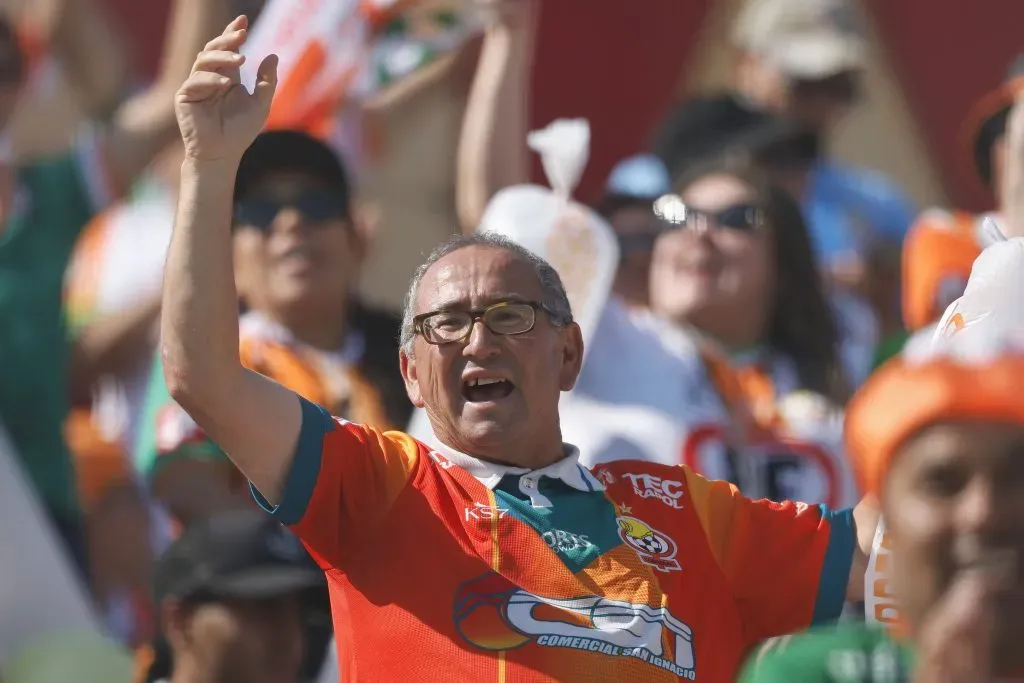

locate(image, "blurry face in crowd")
(608, 203), (661, 308)
(649, 173), (775, 340)
(233, 170), (361, 321)
(884, 420), (1024, 671)
(737, 53), (861, 134)
(401, 245), (583, 466)
(168, 593), (305, 683)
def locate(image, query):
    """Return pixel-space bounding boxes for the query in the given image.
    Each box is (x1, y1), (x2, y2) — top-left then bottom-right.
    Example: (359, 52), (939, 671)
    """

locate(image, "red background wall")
(98, 0), (1024, 212)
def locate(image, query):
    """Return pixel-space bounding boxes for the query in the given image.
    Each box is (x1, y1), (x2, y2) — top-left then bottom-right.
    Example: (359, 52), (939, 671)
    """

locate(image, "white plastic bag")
(406, 119), (620, 443)
(933, 221), (1024, 344)
(477, 118), (618, 359)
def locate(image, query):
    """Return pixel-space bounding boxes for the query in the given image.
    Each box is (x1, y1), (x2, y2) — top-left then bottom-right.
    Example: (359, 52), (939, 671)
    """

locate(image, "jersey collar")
(433, 442), (605, 493)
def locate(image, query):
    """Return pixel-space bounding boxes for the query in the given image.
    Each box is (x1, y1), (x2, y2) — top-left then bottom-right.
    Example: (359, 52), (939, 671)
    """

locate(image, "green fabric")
(133, 351), (227, 483)
(494, 477), (621, 574)
(872, 330), (910, 371)
(739, 624), (915, 683)
(0, 152), (98, 517)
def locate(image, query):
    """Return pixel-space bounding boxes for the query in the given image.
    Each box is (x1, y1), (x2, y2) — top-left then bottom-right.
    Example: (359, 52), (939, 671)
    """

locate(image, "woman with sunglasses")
(566, 159), (858, 510)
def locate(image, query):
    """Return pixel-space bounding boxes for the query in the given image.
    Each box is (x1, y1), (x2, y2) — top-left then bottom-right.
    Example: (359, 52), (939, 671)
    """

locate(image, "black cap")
(652, 93), (819, 180)
(153, 510), (323, 603)
(234, 130), (352, 213)
(969, 55), (1024, 188)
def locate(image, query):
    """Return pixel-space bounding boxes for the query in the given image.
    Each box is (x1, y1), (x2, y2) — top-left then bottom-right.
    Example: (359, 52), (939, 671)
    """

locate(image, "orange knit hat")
(846, 334), (1024, 496)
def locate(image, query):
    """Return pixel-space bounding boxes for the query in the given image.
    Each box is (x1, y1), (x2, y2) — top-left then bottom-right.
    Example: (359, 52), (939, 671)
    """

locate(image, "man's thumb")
(254, 54), (279, 111)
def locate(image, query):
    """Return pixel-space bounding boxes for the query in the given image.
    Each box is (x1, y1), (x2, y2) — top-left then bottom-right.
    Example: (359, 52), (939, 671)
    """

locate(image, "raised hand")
(174, 15), (278, 163)
(913, 569), (996, 683)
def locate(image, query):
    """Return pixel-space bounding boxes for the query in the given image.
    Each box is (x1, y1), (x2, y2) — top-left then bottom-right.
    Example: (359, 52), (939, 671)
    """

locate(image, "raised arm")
(455, 0), (537, 232)
(102, 0), (230, 195)
(45, 0), (129, 116)
(160, 16), (298, 504)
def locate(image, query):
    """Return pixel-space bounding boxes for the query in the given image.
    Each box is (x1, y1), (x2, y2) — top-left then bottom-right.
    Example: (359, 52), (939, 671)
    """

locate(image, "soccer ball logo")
(617, 516), (681, 572)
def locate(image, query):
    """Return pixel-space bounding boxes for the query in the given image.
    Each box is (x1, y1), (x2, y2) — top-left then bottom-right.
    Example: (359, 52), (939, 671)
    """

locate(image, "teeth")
(470, 378), (503, 387)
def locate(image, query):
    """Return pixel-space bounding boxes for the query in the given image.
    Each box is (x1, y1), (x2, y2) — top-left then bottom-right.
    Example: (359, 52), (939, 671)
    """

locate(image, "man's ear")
(400, 347), (426, 408)
(558, 322), (585, 392)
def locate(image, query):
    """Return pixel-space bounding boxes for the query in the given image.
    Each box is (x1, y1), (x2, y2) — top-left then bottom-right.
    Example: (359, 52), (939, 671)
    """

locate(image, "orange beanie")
(846, 350), (1024, 496)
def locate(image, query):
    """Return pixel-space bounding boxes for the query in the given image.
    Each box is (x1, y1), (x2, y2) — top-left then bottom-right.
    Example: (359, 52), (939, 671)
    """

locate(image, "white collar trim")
(433, 441), (604, 493)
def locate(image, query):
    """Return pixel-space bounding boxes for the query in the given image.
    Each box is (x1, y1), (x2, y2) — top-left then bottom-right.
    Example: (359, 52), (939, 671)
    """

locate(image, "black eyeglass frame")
(411, 300), (568, 346)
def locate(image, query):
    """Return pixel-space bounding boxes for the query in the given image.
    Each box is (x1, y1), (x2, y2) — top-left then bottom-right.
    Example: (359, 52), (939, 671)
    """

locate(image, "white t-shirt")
(563, 298), (859, 509)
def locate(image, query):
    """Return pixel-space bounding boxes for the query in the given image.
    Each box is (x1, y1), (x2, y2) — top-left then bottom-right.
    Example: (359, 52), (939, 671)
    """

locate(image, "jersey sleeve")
(682, 468), (855, 643)
(250, 397), (419, 570)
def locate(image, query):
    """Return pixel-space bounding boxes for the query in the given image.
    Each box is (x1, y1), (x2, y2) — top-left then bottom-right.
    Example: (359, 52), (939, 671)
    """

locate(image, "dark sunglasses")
(233, 190), (348, 231)
(790, 72), (861, 104)
(653, 195), (764, 232)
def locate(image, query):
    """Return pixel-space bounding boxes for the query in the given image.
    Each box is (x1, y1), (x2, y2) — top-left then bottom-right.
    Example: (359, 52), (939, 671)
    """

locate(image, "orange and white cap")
(846, 328), (1024, 496)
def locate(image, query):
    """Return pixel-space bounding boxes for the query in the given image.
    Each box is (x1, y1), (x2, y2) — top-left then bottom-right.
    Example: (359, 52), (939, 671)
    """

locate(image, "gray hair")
(400, 232), (574, 354)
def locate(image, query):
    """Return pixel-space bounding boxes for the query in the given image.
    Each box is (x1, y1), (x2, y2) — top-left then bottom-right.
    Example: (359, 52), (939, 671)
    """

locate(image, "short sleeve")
(683, 468), (854, 643)
(250, 398), (419, 569)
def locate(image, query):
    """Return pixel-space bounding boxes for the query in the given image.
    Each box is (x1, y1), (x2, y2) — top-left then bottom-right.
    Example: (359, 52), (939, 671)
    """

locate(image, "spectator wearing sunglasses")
(135, 130), (412, 530)
(595, 154), (672, 311)
(730, 0), (916, 365)
(570, 159), (858, 512)
(652, 94), (879, 388)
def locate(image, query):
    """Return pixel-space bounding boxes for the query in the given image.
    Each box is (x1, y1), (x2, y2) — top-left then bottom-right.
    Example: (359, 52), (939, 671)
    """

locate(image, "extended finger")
(204, 23), (248, 53)
(177, 71), (235, 102)
(253, 53), (279, 113)
(191, 50), (246, 75)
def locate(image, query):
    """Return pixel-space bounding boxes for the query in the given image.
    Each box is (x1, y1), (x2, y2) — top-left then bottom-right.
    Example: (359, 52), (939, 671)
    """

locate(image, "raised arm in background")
(101, 0), (230, 196)
(161, 15), (301, 504)
(44, 0), (129, 116)
(455, 0), (537, 232)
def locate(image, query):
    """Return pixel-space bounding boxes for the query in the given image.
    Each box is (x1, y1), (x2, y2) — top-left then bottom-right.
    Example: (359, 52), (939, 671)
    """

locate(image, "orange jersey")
(902, 208), (985, 331)
(257, 399), (855, 682)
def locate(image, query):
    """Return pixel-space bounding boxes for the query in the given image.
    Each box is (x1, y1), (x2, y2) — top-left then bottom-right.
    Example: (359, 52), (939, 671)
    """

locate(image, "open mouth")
(461, 377), (516, 403)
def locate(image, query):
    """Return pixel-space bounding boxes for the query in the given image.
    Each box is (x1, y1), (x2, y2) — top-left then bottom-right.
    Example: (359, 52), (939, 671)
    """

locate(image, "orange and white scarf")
(242, 0), (481, 165)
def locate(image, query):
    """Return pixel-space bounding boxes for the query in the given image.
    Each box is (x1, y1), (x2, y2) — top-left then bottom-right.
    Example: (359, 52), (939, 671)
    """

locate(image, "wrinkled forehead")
(415, 246), (544, 313)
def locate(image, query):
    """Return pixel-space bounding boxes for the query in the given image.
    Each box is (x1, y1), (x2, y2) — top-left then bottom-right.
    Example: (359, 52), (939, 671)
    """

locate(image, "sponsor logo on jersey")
(623, 472), (684, 509)
(454, 572), (696, 679)
(616, 516), (681, 572)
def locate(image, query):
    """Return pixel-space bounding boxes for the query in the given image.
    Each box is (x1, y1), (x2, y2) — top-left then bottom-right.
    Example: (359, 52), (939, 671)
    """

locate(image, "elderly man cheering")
(162, 17), (875, 682)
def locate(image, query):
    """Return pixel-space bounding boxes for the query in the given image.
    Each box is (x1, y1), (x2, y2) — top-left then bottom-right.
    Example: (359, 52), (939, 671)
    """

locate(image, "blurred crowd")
(1, 0), (1022, 681)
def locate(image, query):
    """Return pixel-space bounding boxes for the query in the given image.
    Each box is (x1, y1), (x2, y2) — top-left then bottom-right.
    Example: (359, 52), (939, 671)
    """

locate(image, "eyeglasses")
(653, 194), (764, 232)
(413, 301), (561, 345)
(234, 190), (348, 231)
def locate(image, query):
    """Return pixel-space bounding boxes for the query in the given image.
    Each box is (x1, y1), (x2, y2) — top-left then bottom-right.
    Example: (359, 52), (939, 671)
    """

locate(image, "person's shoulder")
(740, 624), (912, 682)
